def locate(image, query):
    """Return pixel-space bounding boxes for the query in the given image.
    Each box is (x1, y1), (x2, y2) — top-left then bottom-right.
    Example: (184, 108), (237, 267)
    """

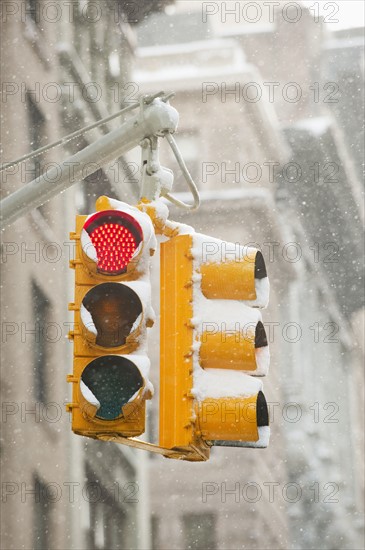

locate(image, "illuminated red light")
(83, 210), (143, 275)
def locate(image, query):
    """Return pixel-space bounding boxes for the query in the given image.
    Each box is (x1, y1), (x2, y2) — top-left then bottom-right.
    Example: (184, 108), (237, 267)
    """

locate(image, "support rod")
(0, 99), (178, 228)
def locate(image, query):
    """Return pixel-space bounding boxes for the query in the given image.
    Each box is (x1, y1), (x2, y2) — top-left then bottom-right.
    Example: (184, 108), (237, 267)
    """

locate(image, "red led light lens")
(83, 210), (143, 275)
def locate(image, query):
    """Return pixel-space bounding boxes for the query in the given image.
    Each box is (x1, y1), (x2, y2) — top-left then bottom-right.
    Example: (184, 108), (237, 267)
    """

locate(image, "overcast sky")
(301, 1), (365, 29)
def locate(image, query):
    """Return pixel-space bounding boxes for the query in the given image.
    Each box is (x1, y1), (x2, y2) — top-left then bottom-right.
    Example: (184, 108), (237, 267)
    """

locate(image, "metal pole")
(0, 99), (179, 228)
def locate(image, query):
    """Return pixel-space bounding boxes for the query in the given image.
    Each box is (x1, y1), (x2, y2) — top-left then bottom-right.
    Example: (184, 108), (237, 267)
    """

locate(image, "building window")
(33, 474), (53, 550)
(26, 92), (48, 221)
(26, 93), (45, 181)
(151, 514), (160, 549)
(86, 464), (129, 549)
(88, 491), (128, 549)
(183, 513), (217, 550)
(32, 281), (50, 403)
(26, 0), (39, 25)
(148, 406), (157, 460)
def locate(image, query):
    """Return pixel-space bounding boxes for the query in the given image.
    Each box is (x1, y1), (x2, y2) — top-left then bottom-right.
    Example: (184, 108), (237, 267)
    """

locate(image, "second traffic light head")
(160, 232), (271, 461)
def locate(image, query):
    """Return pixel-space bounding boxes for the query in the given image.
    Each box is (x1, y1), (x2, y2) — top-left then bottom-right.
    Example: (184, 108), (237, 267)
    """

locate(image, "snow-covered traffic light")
(67, 196), (156, 439)
(159, 233), (270, 461)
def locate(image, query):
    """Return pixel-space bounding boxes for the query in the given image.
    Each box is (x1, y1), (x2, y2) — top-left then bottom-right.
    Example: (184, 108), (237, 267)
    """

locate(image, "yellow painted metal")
(199, 330), (257, 371)
(137, 198), (186, 239)
(95, 195), (111, 212)
(159, 234), (194, 447)
(195, 395), (259, 442)
(159, 234), (210, 460)
(67, 213), (150, 438)
(200, 252), (257, 300)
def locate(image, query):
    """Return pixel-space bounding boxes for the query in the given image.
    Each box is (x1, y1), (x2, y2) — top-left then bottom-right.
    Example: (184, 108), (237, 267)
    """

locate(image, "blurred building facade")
(135, 4), (364, 550)
(0, 1), (167, 549)
(1, 4), (72, 548)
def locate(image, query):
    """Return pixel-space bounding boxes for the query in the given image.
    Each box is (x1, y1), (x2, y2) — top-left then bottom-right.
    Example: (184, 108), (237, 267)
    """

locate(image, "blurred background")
(1, 1), (364, 549)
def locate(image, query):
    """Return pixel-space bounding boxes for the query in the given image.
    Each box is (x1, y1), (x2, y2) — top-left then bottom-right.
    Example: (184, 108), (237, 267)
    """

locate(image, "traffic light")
(160, 233), (270, 461)
(67, 196), (156, 439)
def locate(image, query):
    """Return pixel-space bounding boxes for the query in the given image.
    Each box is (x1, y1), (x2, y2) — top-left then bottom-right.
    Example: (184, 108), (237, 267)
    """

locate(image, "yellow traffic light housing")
(67, 197), (156, 439)
(160, 233), (270, 461)
(67, 195), (271, 462)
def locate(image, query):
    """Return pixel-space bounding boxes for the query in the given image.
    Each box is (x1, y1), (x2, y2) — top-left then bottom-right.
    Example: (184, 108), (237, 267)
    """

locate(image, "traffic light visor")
(80, 355), (144, 421)
(81, 283), (143, 348)
(82, 210), (143, 275)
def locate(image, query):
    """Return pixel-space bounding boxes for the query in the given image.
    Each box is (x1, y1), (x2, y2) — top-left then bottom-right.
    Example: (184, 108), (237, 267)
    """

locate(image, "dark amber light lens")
(82, 283), (142, 348)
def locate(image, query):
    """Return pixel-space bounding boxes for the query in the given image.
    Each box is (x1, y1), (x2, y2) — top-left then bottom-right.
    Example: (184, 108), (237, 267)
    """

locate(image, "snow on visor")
(80, 355), (145, 421)
(80, 282), (143, 348)
(81, 210), (143, 275)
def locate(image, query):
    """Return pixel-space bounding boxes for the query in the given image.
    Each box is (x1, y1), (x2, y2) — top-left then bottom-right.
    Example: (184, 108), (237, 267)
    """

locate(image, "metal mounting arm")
(0, 98), (179, 228)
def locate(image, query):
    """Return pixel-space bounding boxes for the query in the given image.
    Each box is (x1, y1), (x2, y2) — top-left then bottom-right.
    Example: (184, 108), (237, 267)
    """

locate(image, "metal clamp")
(139, 136), (173, 201)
